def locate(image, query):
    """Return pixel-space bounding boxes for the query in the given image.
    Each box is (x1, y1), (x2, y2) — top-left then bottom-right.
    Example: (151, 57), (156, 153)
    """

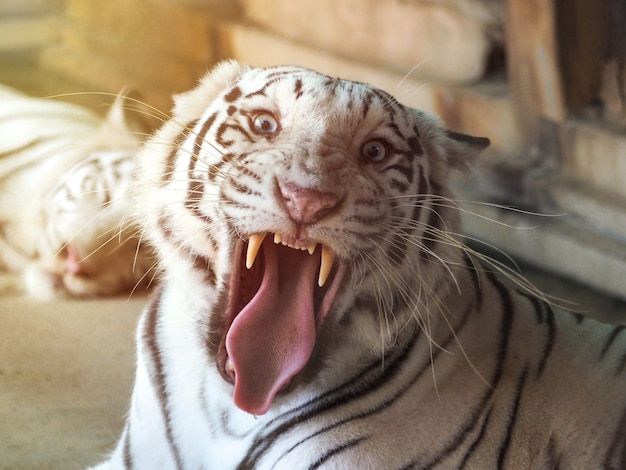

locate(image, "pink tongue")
(225, 242), (318, 415)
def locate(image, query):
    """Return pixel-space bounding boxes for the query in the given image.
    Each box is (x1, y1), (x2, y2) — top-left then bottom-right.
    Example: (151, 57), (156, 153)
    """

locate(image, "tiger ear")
(443, 130), (490, 171)
(100, 88), (152, 142)
(172, 60), (250, 122)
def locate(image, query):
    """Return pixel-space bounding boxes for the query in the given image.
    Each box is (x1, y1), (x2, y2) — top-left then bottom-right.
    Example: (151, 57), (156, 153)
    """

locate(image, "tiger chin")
(90, 61), (626, 469)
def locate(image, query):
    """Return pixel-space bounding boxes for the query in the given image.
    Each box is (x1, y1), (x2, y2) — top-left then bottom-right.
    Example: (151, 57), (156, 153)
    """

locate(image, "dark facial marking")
(224, 86), (242, 103)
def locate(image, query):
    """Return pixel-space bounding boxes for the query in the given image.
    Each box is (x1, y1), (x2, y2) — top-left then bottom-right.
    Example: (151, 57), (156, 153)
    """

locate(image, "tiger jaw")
(220, 232), (346, 415)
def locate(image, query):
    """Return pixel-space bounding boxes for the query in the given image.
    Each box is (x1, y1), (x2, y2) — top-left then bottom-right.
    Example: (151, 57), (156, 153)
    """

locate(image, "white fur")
(0, 87), (152, 299)
(91, 62), (626, 469)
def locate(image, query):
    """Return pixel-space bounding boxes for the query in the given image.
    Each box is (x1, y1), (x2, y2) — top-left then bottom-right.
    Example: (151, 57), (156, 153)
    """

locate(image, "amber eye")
(362, 139), (387, 163)
(251, 112), (279, 134)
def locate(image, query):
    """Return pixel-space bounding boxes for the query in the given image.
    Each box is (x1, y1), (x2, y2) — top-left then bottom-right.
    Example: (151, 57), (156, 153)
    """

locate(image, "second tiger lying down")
(91, 61), (626, 469)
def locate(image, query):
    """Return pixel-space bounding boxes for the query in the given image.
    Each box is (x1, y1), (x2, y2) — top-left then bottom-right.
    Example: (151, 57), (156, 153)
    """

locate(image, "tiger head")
(135, 61), (489, 415)
(27, 92), (154, 300)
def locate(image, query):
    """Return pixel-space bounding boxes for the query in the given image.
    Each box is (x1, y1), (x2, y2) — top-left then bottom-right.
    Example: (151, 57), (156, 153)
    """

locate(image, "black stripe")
(308, 437), (367, 469)
(411, 166), (427, 222)
(545, 435), (562, 470)
(294, 78), (304, 99)
(163, 121), (198, 184)
(600, 325), (626, 360)
(420, 206), (443, 261)
(142, 292), (184, 469)
(407, 134), (423, 158)
(361, 92), (374, 120)
(517, 290), (544, 324)
(245, 71), (298, 98)
(192, 253), (217, 286)
(386, 210), (409, 266)
(618, 351), (626, 375)
(185, 180), (205, 215)
(463, 252), (483, 310)
(458, 407), (494, 469)
(484, 270), (515, 388)
(215, 121), (253, 147)
(497, 367), (529, 469)
(224, 86), (242, 103)
(517, 291), (556, 378)
(387, 121), (406, 141)
(194, 113), (217, 151)
(122, 424), (133, 469)
(536, 304), (556, 378)
(385, 162), (413, 189)
(371, 88), (399, 112)
(226, 174), (263, 197)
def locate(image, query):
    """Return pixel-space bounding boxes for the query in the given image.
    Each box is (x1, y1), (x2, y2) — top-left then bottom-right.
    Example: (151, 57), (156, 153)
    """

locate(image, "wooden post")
(506, 0), (608, 123)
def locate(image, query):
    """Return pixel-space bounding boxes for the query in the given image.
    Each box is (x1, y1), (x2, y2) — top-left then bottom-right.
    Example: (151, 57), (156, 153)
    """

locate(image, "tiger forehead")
(225, 70), (397, 117)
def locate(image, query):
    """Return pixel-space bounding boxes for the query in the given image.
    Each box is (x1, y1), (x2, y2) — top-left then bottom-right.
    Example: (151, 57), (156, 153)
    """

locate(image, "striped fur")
(0, 86), (152, 299)
(92, 61), (626, 469)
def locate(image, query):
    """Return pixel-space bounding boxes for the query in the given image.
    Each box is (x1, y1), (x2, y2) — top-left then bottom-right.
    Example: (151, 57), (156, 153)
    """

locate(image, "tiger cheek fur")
(92, 61), (626, 470)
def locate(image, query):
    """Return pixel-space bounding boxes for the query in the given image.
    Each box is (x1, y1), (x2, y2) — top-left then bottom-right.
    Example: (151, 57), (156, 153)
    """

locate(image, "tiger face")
(27, 149), (153, 299)
(136, 61), (488, 415)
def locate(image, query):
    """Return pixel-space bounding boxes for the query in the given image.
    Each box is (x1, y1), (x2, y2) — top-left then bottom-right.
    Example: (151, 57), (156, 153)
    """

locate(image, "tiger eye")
(362, 139), (387, 163)
(252, 113), (279, 134)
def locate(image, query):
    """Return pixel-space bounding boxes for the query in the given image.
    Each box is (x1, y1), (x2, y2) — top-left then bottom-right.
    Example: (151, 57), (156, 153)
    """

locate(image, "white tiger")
(91, 61), (626, 469)
(0, 86), (153, 299)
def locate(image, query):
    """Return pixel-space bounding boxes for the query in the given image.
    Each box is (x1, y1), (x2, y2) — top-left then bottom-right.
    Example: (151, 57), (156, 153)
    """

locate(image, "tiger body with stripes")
(0, 86), (151, 299)
(93, 61), (626, 469)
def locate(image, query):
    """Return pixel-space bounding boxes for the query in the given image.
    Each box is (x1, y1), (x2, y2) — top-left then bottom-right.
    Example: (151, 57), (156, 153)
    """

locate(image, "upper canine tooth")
(246, 233), (267, 269)
(318, 245), (335, 287)
(307, 243), (317, 255)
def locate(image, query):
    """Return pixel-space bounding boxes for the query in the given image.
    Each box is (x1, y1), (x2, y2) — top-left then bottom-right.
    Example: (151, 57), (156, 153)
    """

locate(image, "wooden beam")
(506, 0), (608, 122)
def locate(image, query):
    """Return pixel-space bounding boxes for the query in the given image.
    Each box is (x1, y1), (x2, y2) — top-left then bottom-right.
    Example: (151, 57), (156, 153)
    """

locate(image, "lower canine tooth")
(318, 246), (335, 287)
(246, 233), (266, 269)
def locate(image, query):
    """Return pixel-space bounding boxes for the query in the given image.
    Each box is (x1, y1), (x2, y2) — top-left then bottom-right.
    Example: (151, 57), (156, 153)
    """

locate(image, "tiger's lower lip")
(246, 233), (335, 287)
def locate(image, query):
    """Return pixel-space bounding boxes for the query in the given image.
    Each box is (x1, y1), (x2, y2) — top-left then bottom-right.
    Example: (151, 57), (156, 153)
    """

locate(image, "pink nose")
(279, 182), (342, 225)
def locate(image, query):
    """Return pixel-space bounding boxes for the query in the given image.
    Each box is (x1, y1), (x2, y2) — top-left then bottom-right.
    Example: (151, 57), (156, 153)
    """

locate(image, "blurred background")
(2, 0), (625, 306)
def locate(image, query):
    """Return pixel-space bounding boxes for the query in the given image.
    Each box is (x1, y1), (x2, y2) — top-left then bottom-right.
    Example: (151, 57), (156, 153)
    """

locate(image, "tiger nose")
(279, 182), (342, 225)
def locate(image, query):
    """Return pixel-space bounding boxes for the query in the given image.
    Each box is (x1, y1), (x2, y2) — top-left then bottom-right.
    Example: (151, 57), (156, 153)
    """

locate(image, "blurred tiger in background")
(0, 86), (153, 299)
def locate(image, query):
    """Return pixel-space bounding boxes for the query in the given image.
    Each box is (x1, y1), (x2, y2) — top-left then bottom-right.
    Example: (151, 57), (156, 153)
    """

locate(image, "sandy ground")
(0, 292), (145, 470)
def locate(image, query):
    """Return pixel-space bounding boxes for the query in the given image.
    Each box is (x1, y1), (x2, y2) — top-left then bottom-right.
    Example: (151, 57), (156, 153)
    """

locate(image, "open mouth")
(219, 232), (346, 415)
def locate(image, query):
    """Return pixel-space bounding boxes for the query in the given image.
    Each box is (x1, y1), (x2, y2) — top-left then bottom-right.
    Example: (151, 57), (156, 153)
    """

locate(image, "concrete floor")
(0, 290), (146, 470)
(1, 60), (625, 470)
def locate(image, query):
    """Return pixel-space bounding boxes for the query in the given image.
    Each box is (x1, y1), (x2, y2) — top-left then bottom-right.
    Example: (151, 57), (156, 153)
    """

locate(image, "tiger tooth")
(246, 233), (266, 269)
(307, 244), (317, 255)
(274, 233), (282, 245)
(226, 358), (235, 374)
(318, 245), (335, 287)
